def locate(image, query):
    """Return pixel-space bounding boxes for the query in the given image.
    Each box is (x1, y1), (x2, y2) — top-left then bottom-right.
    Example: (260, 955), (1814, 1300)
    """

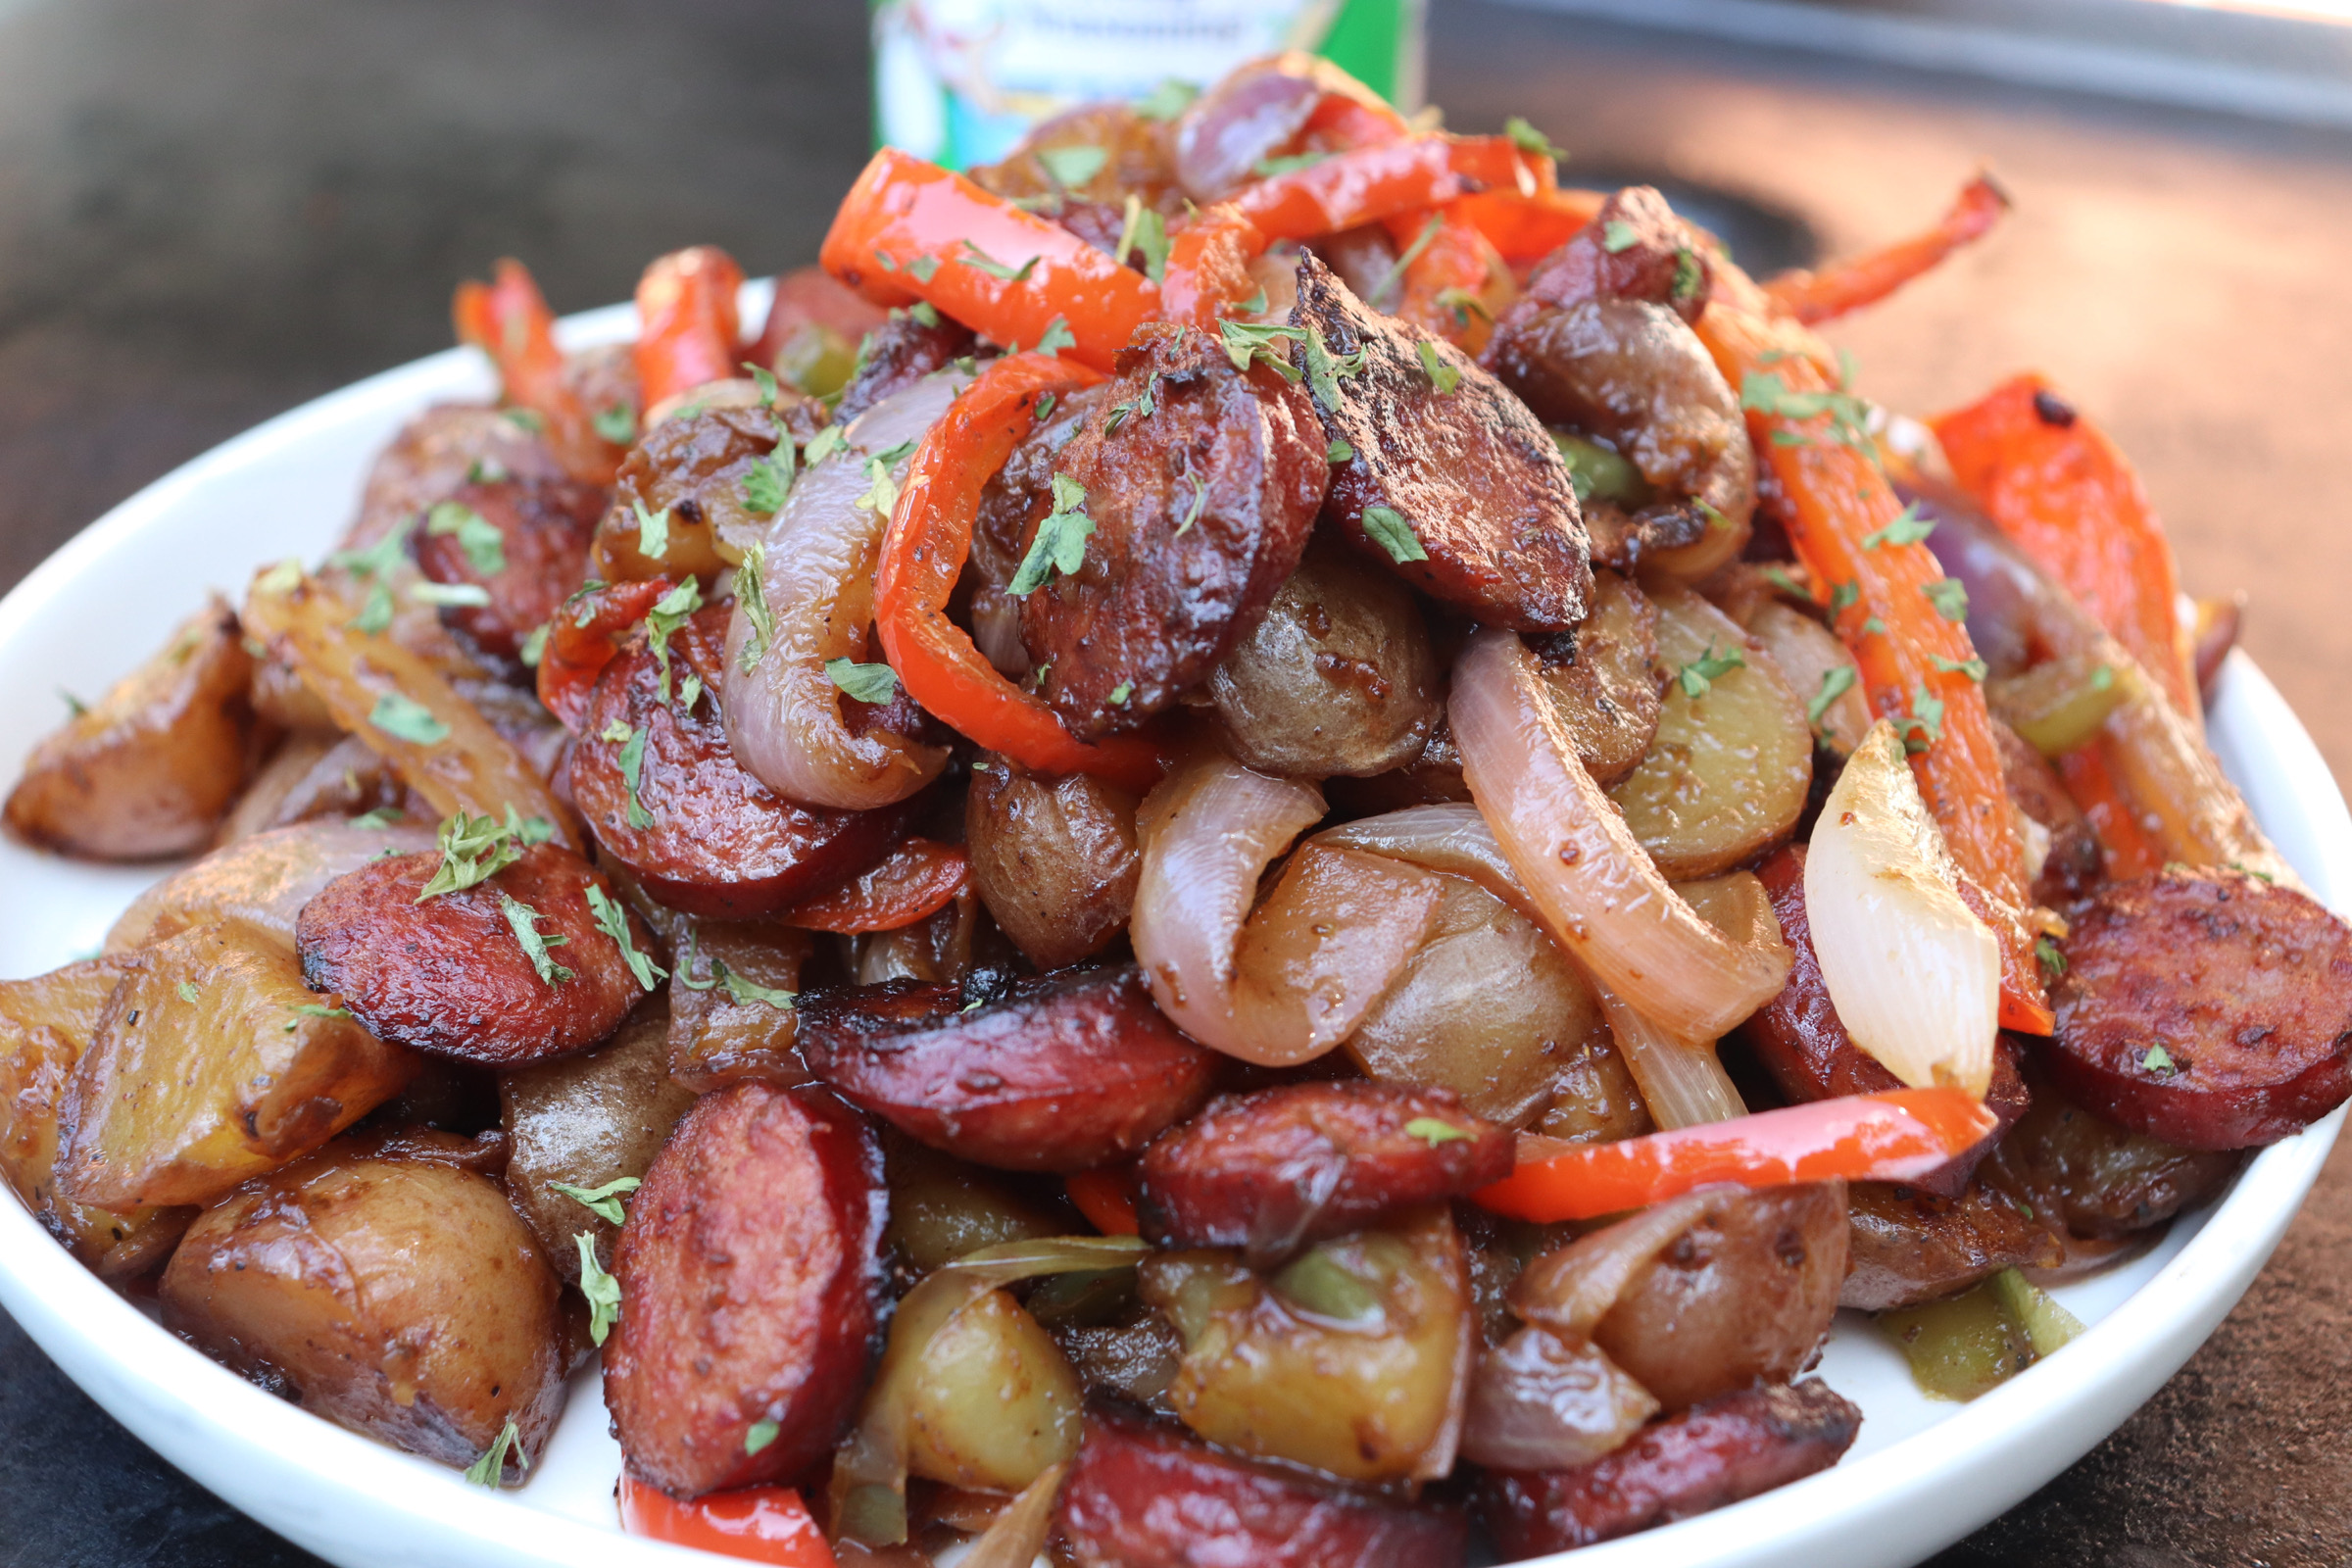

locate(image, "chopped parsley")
(643, 577), (704, 706)
(1370, 213), (1442, 308)
(329, 519), (411, 583)
(1417, 339), (1461, 395)
(1178, 470), (1209, 536)
(854, 455), (901, 518)
(676, 930), (796, 1009)
(745, 1419), (781, 1455)
(348, 806), (403, 830)
(253, 558), (304, 595)
(1932, 654), (1989, 682)
(2034, 936), (2067, 978)
(1405, 1117), (1472, 1147)
(1897, 683), (1947, 754)
(803, 423), (848, 466)
(1828, 579), (1860, 616)
(1035, 391), (1058, 421)
(416, 807), (554, 901)
(958, 240), (1039, 282)
(1677, 644), (1746, 699)
(576, 1234), (621, 1345)
(1216, 318), (1304, 382)
(1739, 367), (1877, 457)
(904, 253), (941, 284)
(587, 884), (664, 990)
(1114, 194), (1170, 283)
(745, 363), (784, 408)
(283, 1003), (354, 1033)
(1362, 505), (1428, 564)
(1300, 322), (1366, 408)
(904, 300), (941, 328)
(826, 657), (900, 706)
(409, 581), (491, 608)
(1132, 78), (1198, 121)
(552, 1175), (641, 1226)
(631, 500), (671, 563)
(1232, 286), (1269, 317)
(1806, 665), (1858, 728)
(2141, 1045), (2178, 1078)
(1038, 144), (1108, 188)
(498, 893), (574, 986)
(1252, 151), (1330, 176)
(1923, 578), (1970, 622)
(352, 582), (395, 635)
(735, 543), (777, 672)
(1503, 115), (1566, 161)
(1033, 316), (1077, 358)
(1008, 473), (1095, 595)
(591, 403), (636, 444)
(1861, 503), (1934, 550)
(1107, 680), (1133, 707)
(1327, 438), (1355, 465)
(614, 723), (655, 829)
(464, 1418), (527, 1489)
(1670, 248), (1703, 303)
(368, 693), (449, 747)
(1600, 220), (1640, 254)
(426, 501), (508, 575)
(175, 980), (200, 1004)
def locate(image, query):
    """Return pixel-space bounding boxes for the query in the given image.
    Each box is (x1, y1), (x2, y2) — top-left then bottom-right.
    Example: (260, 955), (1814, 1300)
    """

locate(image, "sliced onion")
(1506, 1189), (1723, 1338)
(1459, 1326), (1659, 1471)
(723, 371), (966, 810)
(1593, 982), (1744, 1130)
(958, 1460), (1067, 1568)
(1804, 718), (1998, 1098)
(1131, 751), (1443, 1066)
(1449, 628), (1791, 1042)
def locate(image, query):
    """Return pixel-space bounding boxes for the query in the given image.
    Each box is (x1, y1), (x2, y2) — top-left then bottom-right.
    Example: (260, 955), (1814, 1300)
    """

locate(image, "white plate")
(1, 287), (2346, 1568)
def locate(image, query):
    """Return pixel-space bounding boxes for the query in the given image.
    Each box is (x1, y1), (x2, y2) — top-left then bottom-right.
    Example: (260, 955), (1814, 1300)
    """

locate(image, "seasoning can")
(870, 0), (1427, 169)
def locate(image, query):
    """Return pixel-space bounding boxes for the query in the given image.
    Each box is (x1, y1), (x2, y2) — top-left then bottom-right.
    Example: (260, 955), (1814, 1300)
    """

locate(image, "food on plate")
(4, 48), (2343, 1565)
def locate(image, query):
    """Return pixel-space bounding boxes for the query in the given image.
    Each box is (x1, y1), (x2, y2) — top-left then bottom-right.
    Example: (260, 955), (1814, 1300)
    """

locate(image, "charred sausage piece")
(413, 477), (604, 671)
(1743, 846), (2029, 1197)
(1840, 1179), (2063, 1312)
(605, 1083), (888, 1497)
(798, 965), (1217, 1173)
(1057, 1400), (1469, 1568)
(2048, 866), (2352, 1150)
(569, 606), (914, 917)
(1989, 719), (2101, 905)
(1019, 321), (1327, 739)
(345, 403), (567, 555)
(833, 308), (978, 426)
(296, 843), (649, 1066)
(1136, 1081), (1512, 1265)
(1289, 251), (1592, 633)
(1513, 184), (1712, 324)
(965, 759), (1141, 969)
(1985, 1053), (2240, 1239)
(594, 406), (792, 582)
(1478, 1381), (1861, 1558)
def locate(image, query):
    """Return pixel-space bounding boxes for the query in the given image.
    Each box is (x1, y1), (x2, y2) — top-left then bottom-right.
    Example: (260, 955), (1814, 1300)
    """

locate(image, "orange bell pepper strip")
(1066, 1167), (1142, 1238)
(618, 1472), (836, 1567)
(1230, 135), (1534, 241)
(1452, 183), (1606, 269)
(818, 149), (1159, 373)
(1381, 205), (1511, 352)
(1932, 373), (2200, 719)
(1696, 267), (2050, 1033)
(1474, 1089), (1998, 1223)
(777, 838), (968, 934)
(2056, 744), (2168, 881)
(873, 353), (1165, 790)
(634, 245), (745, 412)
(451, 258), (623, 485)
(534, 577), (676, 734)
(1763, 173), (2009, 325)
(1158, 206), (1270, 329)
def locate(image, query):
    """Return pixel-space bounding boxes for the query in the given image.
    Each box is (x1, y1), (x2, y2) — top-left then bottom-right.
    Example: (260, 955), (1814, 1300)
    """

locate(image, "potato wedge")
(106, 818), (434, 955)
(903, 1288), (1084, 1492)
(501, 1000), (696, 1281)
(217, 732), (406, 846)
(1536, 569), (1661, 789)
(58, 922), (417, 1210)
(1744, 602), (1869, 759)
(1608, 585), (1811, 878)
(162, 1139), (568, 1480)
(0, 957), (192, 1275)
(882, 1137), (1067, 1277)
(5, 599), (260, 859)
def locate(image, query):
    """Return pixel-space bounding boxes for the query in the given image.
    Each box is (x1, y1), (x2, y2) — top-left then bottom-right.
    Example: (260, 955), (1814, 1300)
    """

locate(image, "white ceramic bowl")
(2, 288), (2345, 1568)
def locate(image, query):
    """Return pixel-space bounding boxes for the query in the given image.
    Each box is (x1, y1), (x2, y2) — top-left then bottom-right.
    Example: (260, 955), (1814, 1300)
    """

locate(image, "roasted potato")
(5, 599), (260, 859)
(883, 1136), (1066, 1276)
(1608, 584), (1811, 878)
(162, 1138), (568, 1480)
(57, 922), (416, 1210)
(1536, 568), (1662, 788)
(901, 1287), (1084, 1492)
(105, 818), (434, 956)
(1743, 600), (1869, 758)
(500, 1000), (696, 1281)
(217, 732), (406, 845)
(965, 760), (1141, 970)
(1531, 1033), (1654, 1146)
(665, 919), (815, 1092)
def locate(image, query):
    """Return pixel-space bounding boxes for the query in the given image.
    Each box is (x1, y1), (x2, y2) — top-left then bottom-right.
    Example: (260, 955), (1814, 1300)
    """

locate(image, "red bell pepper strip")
(874, 353), (1166, 790)
(1451, 183), (1606, 269)
(818, 149), (1159, 373)
(451, 259), (623, 485)
(2057, 744), (2168, 881)
(634, 245), (746, 412)
(618, 1472), (836, 1566)
(1932, 372), (2200, 719)
(534, 577), (675, 734)
(1763, 173), (2009, 325)
(1695, 268), (2050, 1033)
(1066, 1167), (1142, 1238)
(1381, 204), (1509, 351)
(1158, 205), (1270, 329)
(776, 838), (968, 934)
(1230, 135), (1533, 242)
(1474, 1090), (1998, 1222)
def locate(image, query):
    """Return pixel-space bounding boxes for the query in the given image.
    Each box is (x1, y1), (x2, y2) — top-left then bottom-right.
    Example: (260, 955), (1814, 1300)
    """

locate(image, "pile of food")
(5, 52), (2347, 1568)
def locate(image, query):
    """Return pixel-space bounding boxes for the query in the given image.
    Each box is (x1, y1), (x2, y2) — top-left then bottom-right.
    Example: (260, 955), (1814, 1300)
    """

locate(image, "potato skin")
(500, 1001), (696, 1281)
(106, 818), (436, 955)
(161, 1142), (569, 1479)
(6, 599), (259, 860)
(605, 1082), (889, 1497)
(1533, 569), (1661, 789)
(58, 923), (417, 1211)
(1984, 1054), (2240, 1240)
(297, 843), (651, 1066)
(965, 760), (1141, 970)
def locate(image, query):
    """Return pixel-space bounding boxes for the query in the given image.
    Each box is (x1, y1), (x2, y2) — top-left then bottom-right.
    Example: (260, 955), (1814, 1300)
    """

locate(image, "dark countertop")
(3, 2), (2349, 1564)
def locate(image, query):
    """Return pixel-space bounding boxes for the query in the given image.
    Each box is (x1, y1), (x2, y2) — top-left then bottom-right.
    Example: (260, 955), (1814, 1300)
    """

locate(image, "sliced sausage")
(296, 843), (647, 1066)
(594, 406), (793, 583)
(1288, 251), (1591, 632)
(833, 308), (977, 426)
(1985, 1053), (2241, 1239)
(2048, 866), (2352, 1150)
(1743, 845), (2029, 1197)
(798, 964), (1217, 1173)
(1840, 1179), (2063, 1312)
(1513, 184), (1712, 325)
(1135, 1081), (1512, 1265)
(604, 1082), (888, 1497)
(965, 759), (1142, 969)
(569, 605), (914, 917)
(413, 477), (604, 670)
(344, 403), (566, 555)
(1019, 320), (1327, 739)
(1057, 1399), (1469, 1568)
(1477, 1381), (1861, 1558)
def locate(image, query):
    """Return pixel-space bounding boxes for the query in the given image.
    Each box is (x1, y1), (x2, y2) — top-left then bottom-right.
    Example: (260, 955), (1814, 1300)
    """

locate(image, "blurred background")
(2, 0), (2350, 1564)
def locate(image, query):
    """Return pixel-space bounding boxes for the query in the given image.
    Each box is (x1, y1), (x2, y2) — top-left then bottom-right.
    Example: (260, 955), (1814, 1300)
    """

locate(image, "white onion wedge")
(1449, 628), (1790, 1043)
(1804, 718), (1999, 1098)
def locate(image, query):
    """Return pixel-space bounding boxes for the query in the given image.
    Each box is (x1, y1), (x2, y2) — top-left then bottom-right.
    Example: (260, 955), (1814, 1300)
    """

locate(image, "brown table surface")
(3, 2), (2349, 1564)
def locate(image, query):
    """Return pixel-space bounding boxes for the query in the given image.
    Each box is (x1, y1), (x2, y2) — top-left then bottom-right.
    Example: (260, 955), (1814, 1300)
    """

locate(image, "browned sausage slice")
(1477, 1380), (1862, 1557)
(833, 308), (977, 426)
(413, 477), (604, 671)
(1018, 320), (1328, 739)
(1840, 1179), (2062, 1312)
(569, 605), (915, 917)
(1289, 252), (1592, 632)
(1057, 1400), (1468, 1568)
(797, 965), (1217, 1173)
(1514, 185), (1712, 324)
(296, 843), (648, 1066)
(1135, 1081), (1511, 1265)
(2050, 866), (2352, 1151)
(604, 1082), (887, 1497)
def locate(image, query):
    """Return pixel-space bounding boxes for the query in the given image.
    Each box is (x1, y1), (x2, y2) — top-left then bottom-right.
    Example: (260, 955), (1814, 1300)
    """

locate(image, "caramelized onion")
(723, 372), (966, 809)
(1449, 628), (1789, 1042)
(1131, 751), (1443, 1065)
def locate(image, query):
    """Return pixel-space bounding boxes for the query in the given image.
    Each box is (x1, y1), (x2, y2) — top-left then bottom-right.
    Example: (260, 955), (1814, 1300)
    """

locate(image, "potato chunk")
(106, 818), (435, 955)
(57, 923), (416, 1209)
(5, 599), (259, 859)
(161, 1141), (568, 1480)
